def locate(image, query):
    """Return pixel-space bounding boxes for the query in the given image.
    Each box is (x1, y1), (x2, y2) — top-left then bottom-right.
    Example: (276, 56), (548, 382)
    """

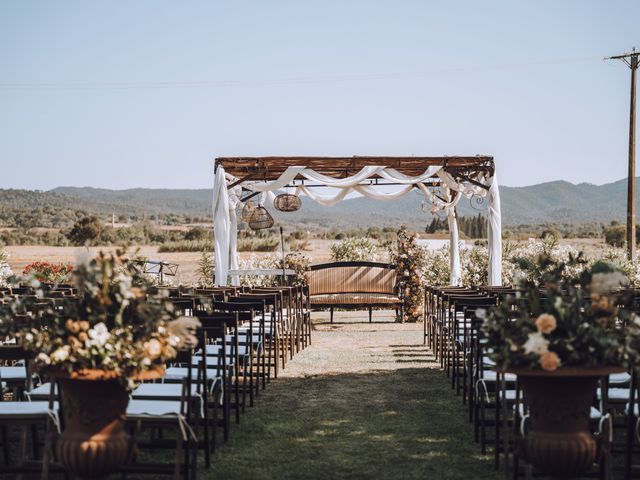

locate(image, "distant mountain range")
(0, 179), (633, 228)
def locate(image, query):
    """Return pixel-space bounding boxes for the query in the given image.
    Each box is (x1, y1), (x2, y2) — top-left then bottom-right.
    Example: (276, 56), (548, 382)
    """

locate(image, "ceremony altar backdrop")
(212, 156), (502, 287)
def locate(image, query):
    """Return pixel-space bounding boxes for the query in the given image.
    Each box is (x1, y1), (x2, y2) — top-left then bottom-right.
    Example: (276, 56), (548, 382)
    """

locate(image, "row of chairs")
(0, 283), (312, 478)
(424, 285), (640, 479)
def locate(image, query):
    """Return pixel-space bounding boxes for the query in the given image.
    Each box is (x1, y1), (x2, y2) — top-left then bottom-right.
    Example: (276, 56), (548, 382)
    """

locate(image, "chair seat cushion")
(132, 382), (205, 400)
(0, 401), (56, 417)
(0, 366), (28, 381)
(25, 382), (53, 400)
(309, 293), (401, 305)
(127, 399), (181, 417)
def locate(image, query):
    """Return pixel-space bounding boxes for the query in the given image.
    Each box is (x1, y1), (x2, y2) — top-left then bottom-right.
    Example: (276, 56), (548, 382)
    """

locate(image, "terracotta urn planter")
(51, 368), (164, 479)
(509, 367), (623, 479)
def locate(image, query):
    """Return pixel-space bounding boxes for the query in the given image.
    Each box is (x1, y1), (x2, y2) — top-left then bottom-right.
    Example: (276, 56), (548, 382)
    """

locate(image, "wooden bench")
(306, 261), (403, 323)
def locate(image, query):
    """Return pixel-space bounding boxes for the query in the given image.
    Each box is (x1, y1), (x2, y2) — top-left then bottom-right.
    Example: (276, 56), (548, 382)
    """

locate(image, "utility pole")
(606, 48), (639, 260)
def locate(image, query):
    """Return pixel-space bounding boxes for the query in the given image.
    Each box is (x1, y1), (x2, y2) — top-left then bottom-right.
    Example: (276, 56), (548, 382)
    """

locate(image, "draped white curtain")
(487, 174), (502, 285)
(212, 164), (502, 287)
(212, 166), (231, 285)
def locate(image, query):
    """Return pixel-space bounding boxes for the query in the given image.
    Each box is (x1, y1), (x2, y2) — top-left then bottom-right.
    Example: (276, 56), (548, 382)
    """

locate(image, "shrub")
(330, 237), (379, 262)
(67, 215), (103, 246)
(604, 224), (626, 248)
(196, 250), (215, 287)
(158, 239), (214, 253)
(185, 226), (210, 241)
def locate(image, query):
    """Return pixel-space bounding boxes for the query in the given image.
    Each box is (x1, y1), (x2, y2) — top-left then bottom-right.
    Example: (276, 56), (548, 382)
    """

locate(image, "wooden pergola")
(212, 155), (502, 287)
(215, 155), (494, 187)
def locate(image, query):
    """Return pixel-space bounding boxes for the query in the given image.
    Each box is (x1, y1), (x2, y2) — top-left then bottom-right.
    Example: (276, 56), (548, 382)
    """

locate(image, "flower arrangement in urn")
(390, 226), (427, 323)
(0, 249), (199, 478)
(0, 249), (199, 385)
(481, 253), (640, 371)
(480, 254), (640, 478)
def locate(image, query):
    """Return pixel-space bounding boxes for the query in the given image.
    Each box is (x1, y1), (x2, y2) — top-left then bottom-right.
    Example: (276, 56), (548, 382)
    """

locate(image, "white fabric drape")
(447, 208), (462, 286)
(212, 166), (231, 286)
(487, 174), (502, 286)
(227, 186), (241, 286)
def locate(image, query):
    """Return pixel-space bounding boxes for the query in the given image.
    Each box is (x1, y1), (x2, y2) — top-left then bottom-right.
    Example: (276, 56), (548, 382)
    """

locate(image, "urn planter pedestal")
(509, 367), (623, 480)
(51, 368), (163, 479)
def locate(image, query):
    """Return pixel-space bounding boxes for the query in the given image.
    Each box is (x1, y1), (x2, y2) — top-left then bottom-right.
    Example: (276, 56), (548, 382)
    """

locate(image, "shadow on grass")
(207, 368), (500, 480)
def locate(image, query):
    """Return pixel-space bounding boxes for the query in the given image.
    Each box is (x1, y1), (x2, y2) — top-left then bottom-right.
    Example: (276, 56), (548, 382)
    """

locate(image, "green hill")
(0, 178), (633, 229)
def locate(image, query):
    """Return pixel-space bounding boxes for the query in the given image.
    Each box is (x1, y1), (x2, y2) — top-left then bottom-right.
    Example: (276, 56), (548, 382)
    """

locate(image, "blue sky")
(0, 1), (638, 190)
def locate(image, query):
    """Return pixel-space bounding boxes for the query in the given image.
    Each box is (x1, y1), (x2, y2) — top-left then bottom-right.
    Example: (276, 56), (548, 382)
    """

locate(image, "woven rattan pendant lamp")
(248, 206), (274, 230)
(241, 201), (257, 222)
(274, 193), (301, 212)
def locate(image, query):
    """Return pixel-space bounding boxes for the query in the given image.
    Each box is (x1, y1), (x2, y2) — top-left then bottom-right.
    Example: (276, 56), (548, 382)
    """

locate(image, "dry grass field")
(3, 237), (606, 285)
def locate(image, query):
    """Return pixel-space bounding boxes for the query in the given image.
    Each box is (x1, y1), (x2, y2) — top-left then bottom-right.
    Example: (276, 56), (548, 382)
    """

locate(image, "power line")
(0, 55), (602, 91)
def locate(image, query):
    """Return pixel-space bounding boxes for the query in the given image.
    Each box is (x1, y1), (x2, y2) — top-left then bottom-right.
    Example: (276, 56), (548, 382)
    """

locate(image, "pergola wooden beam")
(215, 155), (494, 181)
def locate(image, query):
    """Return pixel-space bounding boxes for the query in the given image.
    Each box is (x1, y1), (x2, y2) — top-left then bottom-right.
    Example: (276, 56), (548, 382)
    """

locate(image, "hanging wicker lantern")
(248, 206), (274, 230)
(274, 193), (301, 212)
(241, 201), (257, 222)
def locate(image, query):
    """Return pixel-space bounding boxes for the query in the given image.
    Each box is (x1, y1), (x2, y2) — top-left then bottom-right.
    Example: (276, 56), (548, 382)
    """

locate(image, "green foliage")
(67, 215), (103, 246)
(159, 239), (214, 253)
(185, 226), (210, 241)
(425, 214), (487, 238)
(196, 250), (215, 287)
(330, 237), (379, 262)
(604, 223), (626, 247)
(0, 229), (70, 247)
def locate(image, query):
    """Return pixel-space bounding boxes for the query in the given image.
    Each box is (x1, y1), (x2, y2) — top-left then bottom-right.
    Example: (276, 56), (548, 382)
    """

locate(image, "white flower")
(88, 322), (110, 347)
(523, 332), (549, 355)
(475, 308), (487, 320)
(37, 352), (51, 365)
(144, 339), (162, 358)
(590, 271), (629, 295)
(50, 347), (69, 363)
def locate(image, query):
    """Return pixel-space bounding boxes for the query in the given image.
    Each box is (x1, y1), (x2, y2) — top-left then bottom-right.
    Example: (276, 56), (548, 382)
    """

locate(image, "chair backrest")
(0, 345), (33, 361)
(307, 261), (397, 296)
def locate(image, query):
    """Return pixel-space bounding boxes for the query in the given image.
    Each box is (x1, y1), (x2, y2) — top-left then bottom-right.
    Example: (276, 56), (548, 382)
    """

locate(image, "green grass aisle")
(206, 313), (501, 480)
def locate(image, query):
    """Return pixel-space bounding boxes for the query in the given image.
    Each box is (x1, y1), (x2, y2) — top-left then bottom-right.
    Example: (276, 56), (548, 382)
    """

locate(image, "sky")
(0, 1), (639, 190)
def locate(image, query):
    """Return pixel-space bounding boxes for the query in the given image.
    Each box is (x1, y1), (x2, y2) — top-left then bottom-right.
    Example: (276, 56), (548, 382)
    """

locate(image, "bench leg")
(330, 308), (334, 324)
(369, 307), (372, 323)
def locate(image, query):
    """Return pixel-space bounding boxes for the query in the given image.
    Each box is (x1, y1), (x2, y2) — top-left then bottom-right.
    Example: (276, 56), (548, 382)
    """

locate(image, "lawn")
(206, 313), (500, 480)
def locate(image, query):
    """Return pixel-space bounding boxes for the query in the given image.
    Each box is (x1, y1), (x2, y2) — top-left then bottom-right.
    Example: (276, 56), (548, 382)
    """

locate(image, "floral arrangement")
(389, 227), (427, 322)
(0, 250), (199, 386)
(22, 261), (74, 284)
(197, 251), (311, 288)
(330, 237), (379, 262)
(481, 254), (640, 372)
(276, 252), (311, 287)
(0, 250), (13, 286)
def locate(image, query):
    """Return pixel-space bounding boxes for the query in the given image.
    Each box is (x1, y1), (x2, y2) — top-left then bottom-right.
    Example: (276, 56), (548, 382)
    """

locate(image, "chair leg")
(330, 308), (334, 324)
(368, 308), (372, 323)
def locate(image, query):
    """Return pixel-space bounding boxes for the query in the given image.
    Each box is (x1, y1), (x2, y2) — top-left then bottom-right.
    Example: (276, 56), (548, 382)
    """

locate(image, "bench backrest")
(307, 262), (397, 296)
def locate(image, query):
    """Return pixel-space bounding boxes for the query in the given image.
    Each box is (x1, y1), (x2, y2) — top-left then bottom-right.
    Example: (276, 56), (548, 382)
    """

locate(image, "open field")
(3, 237), (607, 286)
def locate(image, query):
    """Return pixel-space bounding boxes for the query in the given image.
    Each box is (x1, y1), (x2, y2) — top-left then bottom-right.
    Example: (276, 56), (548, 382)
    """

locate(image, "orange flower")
(535, 313), (557, 334)
(539, 351), (561, 372)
